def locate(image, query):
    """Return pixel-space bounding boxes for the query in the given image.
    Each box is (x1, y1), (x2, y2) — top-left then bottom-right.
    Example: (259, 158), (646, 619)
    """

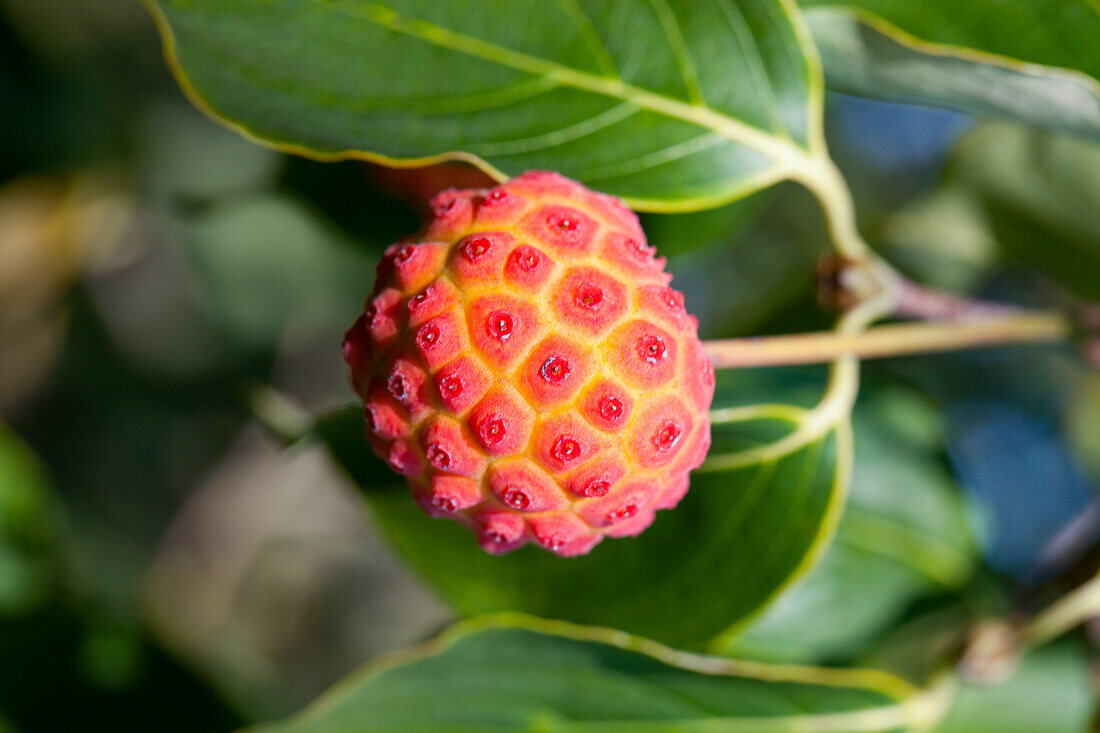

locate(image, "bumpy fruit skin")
(343, 171), (714, 556)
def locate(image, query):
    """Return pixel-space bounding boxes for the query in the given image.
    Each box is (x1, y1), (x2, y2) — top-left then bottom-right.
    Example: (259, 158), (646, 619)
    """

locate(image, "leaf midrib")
(315, 0), (816, 169)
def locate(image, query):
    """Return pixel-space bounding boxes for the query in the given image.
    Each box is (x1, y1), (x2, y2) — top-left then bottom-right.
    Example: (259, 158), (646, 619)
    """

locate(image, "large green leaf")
(881, 122), (1100, 300)
(314, 372), (851, 649)
(799, 1), (1100, 137)
(254, 615), (929, 733)
(942, 123), (1100, 300)
(144, 0), (830, 211)
(717, 387), (975, 663)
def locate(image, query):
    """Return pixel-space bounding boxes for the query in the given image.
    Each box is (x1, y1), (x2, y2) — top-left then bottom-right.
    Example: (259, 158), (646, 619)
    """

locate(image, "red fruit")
(343, 171), (714, 556)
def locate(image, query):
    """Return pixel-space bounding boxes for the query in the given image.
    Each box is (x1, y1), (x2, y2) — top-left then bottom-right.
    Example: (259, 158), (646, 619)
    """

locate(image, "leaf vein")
(551, 0), (620, 78)
(716, 0), (790, 138)
(474, 101), (639, 156)
(576, 131), (729, 181)
(645, 0), (706, 104)
(651, 458), (781, 602)
(386, 75), (560, 115)
(309, 0), (810, 165)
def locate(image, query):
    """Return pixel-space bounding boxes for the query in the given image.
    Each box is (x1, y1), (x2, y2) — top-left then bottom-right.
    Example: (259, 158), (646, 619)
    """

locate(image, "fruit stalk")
(704, 312), (1072, 369)
(707, 256), (1089, 370)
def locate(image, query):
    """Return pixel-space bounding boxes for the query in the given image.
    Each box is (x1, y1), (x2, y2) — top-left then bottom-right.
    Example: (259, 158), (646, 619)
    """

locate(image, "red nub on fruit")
(343, 171), (714, 556)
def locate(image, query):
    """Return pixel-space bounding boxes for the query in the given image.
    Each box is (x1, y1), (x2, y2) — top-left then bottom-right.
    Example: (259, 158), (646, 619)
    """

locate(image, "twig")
(704, 312), (1072, 369)
(892, 278), (1026, 321)
(1019, 573), (1100, 650)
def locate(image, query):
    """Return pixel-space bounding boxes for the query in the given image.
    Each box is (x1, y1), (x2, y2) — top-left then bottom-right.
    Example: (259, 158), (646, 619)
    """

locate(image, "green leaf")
(144, 0), (830, 211)
(314, 372), (851, 649)
(874, 185), (998, 295)
(944, 123), (1100, 300)
(0, 424), (65, 615)
(932, 643), (1096, 733)
(181, 194), (376, 344)
(716, 387), (975, 663)
(863, 602), (1096, 732)
(799, 1), (1100, 137)
(254, 614), (927, 733)
(881, 122), (1100, 300)
(860, 604), (976, 686)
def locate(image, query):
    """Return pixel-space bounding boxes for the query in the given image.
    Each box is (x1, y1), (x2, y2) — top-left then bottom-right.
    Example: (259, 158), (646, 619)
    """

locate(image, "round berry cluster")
(343, 171), (713, 556)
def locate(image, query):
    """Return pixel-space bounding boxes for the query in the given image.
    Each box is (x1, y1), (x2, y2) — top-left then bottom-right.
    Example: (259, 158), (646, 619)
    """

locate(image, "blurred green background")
(0, 2), (1097, 731)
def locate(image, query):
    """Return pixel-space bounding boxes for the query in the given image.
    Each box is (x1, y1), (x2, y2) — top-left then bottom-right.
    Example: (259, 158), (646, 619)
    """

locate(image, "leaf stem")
(793, 154), (873, 261)
(704, 312), (1072, 369)
(709, 403), (807, 426)
(701, 287), (894, 470)
(959, 572), (1100, 684)
(1020, 573), (1100, 649)
(245, 383), (311, 445)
